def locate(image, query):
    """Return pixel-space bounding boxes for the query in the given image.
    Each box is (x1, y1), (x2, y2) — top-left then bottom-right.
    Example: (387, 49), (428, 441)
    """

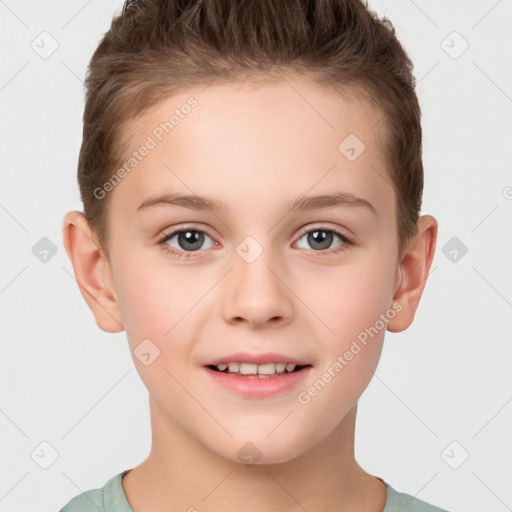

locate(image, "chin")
(207, 434), (314, 467)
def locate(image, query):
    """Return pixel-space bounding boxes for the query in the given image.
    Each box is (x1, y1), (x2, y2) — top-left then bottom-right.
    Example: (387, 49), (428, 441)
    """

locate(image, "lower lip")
(202, 366), (313, 398)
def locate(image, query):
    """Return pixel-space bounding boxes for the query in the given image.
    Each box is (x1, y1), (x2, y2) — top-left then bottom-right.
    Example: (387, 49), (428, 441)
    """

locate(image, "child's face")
(97, 76), (404, 463)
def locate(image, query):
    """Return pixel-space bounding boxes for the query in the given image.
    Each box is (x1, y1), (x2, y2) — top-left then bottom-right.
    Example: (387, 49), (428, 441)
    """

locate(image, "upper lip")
(203, 352), (312, 367)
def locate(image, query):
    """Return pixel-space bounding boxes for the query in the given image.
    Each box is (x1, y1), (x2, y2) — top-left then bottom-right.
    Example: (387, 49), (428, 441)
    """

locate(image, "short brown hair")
(78, 0), (423, 261)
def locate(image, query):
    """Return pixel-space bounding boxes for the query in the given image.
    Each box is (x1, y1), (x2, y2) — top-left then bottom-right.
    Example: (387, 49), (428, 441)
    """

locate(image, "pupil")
(308, 230), (332, 250)
(179, 230), (204, 251)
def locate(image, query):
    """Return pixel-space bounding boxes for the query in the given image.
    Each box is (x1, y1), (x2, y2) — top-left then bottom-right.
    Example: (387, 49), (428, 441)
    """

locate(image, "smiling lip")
(202, 352), (312, 366)
(202, 365), (313, 398)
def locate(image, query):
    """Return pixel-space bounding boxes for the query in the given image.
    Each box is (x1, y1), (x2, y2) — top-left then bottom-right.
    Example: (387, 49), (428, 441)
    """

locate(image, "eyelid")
(295, 222), (353, 241)
(157, 223), (216, 243)
(158, 222), (352, 245)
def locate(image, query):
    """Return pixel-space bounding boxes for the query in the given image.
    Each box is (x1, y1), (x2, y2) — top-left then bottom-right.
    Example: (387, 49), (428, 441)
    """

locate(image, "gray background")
(0, 1), (511, 510)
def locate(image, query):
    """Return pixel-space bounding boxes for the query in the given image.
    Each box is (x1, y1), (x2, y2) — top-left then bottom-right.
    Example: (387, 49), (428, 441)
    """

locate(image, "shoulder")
(58, 488), (104, 512)
(58, 470), (131, 512)
(384, 483), (454, 512)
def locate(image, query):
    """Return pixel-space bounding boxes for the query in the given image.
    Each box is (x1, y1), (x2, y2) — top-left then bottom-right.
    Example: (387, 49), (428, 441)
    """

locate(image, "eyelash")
(157, 225), (353, 259)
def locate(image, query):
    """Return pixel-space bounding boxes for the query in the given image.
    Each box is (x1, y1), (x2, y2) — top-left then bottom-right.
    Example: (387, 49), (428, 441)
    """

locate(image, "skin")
(62, 75), (437, 512)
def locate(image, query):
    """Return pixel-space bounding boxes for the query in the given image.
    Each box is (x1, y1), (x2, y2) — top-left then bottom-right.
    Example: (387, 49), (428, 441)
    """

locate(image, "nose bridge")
(221, 234), (292, 326)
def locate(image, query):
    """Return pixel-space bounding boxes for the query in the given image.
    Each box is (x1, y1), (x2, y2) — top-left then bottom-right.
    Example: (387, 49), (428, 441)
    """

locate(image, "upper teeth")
(215, 362), (298, 375)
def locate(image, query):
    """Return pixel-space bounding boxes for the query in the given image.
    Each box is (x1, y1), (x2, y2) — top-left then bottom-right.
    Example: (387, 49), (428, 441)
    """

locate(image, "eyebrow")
(289, 192), (378, 216)
(136, 191), (378, 217)
(137, 193), (229, 214)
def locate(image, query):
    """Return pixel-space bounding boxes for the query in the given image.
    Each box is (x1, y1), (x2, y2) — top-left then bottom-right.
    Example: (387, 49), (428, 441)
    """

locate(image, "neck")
(122, 397), (386, 512)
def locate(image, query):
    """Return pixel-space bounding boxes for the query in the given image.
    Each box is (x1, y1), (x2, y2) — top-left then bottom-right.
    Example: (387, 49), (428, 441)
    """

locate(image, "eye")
(157, 225), (353, 259)
(158, 227), (216, 258)
(294, 226), (352, 255)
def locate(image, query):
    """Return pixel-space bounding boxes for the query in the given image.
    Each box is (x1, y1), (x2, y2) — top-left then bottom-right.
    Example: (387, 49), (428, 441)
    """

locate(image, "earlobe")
(386, 215), (438, 333)
(62, 211), (124, 333)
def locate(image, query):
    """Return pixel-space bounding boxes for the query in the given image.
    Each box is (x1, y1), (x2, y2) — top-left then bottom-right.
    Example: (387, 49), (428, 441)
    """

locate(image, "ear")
(387, 215), (438, 333)
(62, 211), (124, 333)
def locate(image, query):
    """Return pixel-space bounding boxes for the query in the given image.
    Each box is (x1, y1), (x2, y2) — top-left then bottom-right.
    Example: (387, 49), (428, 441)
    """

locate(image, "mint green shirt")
(58, 470), (452, 511)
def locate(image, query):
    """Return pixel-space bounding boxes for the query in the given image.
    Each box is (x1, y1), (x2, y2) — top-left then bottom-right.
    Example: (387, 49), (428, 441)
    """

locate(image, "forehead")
(110, 76), (393, 224)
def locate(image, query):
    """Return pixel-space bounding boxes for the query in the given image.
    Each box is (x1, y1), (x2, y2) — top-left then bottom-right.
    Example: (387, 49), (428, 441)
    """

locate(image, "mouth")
(201, 352), (314, 396)
(202, 362), (313, 397)
(205, 362), (312, 378)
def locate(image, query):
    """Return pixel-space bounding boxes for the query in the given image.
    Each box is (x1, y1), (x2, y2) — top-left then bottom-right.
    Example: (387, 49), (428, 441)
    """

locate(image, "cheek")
(297, 252), (395, 343)
(297, 267), (390, 414)
(113, 253), (213, 343)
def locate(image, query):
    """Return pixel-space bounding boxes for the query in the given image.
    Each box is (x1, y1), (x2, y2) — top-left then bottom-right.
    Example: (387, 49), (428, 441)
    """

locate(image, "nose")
(221, 245), (293, 329)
